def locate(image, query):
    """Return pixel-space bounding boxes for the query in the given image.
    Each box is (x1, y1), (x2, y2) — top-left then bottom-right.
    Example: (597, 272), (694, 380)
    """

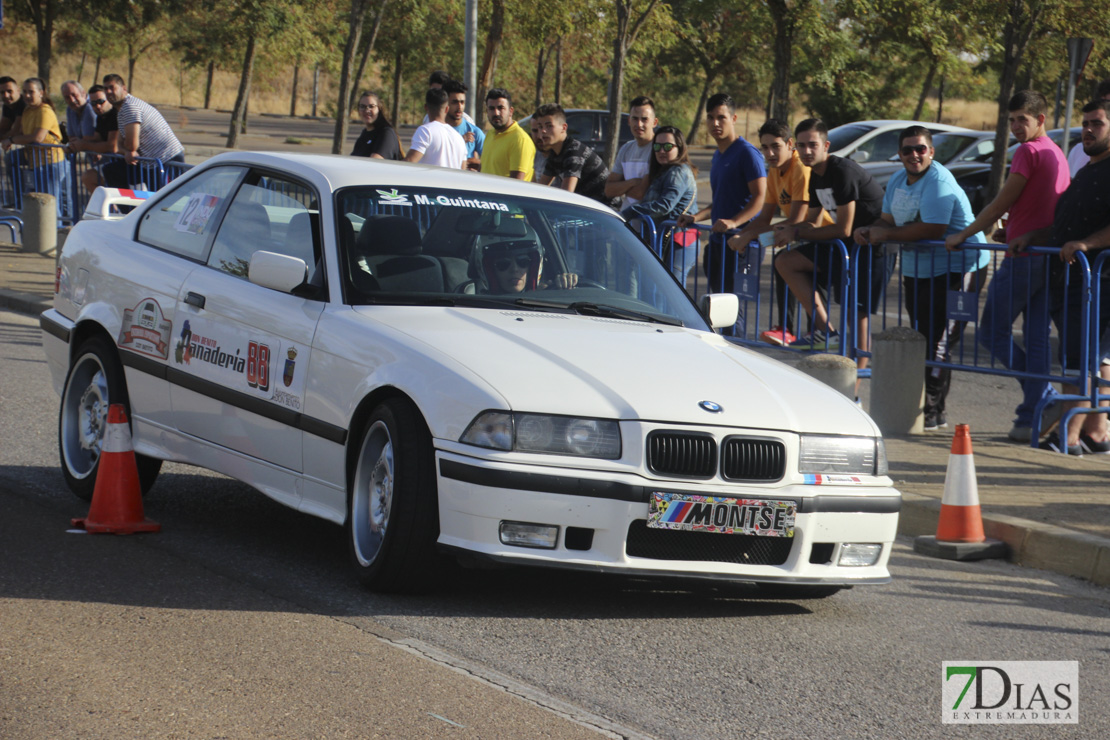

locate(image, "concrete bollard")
(21, 192), (57, 255)
(797, 353), (857, 399)
(871, 326), (926, 435)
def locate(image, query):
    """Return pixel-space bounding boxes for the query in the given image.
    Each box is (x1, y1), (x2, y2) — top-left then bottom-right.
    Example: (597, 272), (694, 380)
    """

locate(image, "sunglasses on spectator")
(90, 98), (109, 106)
(652, 142), (676, 152)
(900, 144), (929, 156)
(493, 256), (532, 272)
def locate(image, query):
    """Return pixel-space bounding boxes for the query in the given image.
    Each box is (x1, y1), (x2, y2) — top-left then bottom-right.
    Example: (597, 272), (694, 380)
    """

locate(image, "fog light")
(499, 521), (559, 549)
(838, 543), (883, 567)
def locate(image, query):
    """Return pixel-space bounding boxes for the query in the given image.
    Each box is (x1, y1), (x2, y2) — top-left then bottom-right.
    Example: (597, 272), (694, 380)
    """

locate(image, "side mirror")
(699, 293), (740, 329)
(850, 150), (870, 163)
(249, 250), (308, 294)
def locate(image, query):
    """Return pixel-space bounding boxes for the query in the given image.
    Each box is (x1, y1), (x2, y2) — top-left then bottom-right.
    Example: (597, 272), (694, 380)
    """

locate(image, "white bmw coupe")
(41, 152), (900, 594)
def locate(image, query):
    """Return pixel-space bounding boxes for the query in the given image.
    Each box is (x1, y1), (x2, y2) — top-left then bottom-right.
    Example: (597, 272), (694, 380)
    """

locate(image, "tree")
(12, 0), (59, 90)
(765, 0), (817, 123)
(602, 0), (663, 168)
(226, 0), (291, 148)
(332, 0), (392, 154)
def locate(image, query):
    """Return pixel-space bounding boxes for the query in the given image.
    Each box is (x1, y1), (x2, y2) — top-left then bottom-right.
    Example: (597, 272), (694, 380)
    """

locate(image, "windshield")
(334, 186), (708, 329)
(826, 124), (876, 152)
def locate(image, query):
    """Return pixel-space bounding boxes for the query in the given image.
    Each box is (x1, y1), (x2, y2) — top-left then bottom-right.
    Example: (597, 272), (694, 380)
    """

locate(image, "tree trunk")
(687, 74), (713, 147)
(554, 38), (563, 105)
(603, 3), (633, 169)
(987, 0), (1042, 200)
(347, 0), (389, 114)
(290, 64), (299, 117)
(912, 60), (938, 121)
(391, 52), (404, 127)
(127, 41), (137, 91)
(332, 0), (372, 154)
(33, 0), (57, 91)
(204, 61), (214, 109)
(241, 97), (249, 134)
(936, 75), (945, 123)
(77, 52), (87, 85)
(534, 47), (548, 110)
(312, 63), (320, 117)
(766, 0), (797, 123)
(226, 33), (257, 149)
(476, 0), (505, 129)
(94, 56), (102, 86)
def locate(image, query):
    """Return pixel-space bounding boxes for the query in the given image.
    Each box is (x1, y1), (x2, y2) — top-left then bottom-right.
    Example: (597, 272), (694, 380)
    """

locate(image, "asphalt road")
(2, 307), (1107, 738)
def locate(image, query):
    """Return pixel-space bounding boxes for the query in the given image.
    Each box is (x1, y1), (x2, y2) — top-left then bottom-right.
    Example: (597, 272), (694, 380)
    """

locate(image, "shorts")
(100, 160), (131, 188)
(793, 241), (894, 313)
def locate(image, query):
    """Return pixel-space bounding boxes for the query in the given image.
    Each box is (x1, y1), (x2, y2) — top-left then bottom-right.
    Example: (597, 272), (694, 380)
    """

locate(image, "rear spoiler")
(82, 187), (155, 221)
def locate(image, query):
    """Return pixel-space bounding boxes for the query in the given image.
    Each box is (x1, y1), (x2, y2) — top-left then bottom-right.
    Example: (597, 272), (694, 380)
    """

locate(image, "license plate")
(647, 492), (795, 537)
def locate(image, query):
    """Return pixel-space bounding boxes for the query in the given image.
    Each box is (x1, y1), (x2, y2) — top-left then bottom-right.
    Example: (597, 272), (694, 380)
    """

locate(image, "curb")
(0, 288), (50, 317)
(899, 493), (1110, 586)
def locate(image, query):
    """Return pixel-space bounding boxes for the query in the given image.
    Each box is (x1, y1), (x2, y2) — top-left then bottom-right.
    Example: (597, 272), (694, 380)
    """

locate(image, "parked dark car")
(862, 129), (1011, 189)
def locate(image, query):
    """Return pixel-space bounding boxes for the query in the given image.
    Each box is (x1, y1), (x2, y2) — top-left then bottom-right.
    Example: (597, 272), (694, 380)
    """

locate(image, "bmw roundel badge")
(698, 400), (723, 413)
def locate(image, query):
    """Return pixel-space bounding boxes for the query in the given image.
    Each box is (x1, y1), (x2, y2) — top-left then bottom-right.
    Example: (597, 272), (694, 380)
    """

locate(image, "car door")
(170, 169), (325, 481)
(125, 165), (247, 431)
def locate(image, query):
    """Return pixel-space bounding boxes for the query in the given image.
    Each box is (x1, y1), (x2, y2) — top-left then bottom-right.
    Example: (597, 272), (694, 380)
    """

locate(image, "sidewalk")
(4, 229), (1110, 588)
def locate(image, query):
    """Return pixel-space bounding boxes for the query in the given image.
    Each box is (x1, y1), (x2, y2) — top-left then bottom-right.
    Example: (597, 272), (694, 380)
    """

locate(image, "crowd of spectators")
(0, 73), (185, 222)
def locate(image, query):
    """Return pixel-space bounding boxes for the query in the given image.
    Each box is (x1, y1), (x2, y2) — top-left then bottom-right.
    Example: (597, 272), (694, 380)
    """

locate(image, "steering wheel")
(574, 278), (606, 290)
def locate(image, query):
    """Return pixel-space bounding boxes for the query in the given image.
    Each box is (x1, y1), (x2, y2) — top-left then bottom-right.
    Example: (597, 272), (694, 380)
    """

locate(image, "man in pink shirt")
(946, 90), (1069, 442)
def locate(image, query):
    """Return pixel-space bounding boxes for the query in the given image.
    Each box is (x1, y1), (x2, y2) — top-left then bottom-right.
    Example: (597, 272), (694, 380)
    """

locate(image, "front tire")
(59, 337), (162, 501)
(347, 397), (439, 592)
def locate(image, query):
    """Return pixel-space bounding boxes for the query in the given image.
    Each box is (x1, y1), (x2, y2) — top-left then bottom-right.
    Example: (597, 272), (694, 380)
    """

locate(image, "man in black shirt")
(773, 118), (890, 391)
(69, 85), (126, 192)
(0, 76), (24, 205)
(535, 103), (619, 209)
(1010, 100), (1110, 454)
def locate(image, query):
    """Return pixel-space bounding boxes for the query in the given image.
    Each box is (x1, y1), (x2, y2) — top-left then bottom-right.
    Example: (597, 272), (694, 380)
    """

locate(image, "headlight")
(461, 411), (621, 459)
(799, 435), (885, 476)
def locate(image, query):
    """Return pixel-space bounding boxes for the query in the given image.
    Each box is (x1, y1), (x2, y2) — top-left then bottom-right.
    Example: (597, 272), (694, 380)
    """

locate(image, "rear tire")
(59, 337), (162, 501)
(347, 397), (439, 592)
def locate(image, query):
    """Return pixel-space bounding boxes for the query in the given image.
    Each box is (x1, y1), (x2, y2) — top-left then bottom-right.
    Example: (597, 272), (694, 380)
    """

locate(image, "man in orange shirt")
(727, 120), (830, 345)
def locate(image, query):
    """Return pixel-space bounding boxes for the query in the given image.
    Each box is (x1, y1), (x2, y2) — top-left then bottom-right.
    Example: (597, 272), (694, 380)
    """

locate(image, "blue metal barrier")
(10, 144), (72, 225)
(0, 215), (23, 241)
(163, 159), (194, 185)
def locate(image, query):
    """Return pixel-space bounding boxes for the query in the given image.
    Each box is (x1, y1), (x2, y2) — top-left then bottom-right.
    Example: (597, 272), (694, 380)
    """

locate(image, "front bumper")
(435, 452), (899, 585)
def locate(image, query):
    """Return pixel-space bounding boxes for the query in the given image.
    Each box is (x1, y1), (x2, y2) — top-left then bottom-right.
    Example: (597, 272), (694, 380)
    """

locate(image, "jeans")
(667, 243), (698, 290)
(978, 256), (1055, 426)
(22, 159), (69, 227)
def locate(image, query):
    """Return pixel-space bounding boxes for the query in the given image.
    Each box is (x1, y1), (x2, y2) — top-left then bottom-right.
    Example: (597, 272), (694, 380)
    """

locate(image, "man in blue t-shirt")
(677, 93), (766, 331)
(853, 125), (990, 431)
(445, 80), (484, 171)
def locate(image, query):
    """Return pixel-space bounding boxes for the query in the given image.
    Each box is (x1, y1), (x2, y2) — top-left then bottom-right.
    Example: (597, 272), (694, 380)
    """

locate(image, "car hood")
(355, 306), (878, 437)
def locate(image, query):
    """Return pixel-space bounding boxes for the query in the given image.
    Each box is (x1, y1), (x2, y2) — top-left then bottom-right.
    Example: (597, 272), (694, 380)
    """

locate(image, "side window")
(208, 174), (321, 285)
(565, 113), (595, 142)
(857, 130), (901, 163)
(136, 166), (245, 259)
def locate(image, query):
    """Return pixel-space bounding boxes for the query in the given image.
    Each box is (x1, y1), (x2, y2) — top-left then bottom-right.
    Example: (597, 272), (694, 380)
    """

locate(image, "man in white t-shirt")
(1067, 79), (1110, 177)
(405, 88), (467, 169)
(604, 95), (657, 209)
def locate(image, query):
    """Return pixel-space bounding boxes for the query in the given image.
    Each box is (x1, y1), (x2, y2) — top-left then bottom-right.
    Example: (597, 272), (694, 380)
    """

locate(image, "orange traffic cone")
(913, 424), (1006, 560)
(71, 404), (161, 535)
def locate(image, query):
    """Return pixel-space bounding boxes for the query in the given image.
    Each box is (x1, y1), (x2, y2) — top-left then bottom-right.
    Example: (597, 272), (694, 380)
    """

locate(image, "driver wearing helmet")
(477, 239), (579, 293)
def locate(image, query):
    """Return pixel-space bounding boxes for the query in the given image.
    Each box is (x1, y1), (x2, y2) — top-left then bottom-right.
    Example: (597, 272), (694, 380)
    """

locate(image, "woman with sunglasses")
(621, 126), (698, 286)
(351, 92), (403, 160)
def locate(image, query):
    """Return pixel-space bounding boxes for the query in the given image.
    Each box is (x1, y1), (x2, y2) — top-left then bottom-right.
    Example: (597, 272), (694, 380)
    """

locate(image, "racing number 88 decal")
(247, 341), (271, 392)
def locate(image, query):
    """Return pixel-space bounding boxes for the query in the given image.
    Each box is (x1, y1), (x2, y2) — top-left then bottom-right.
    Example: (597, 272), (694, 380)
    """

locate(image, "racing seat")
(211, 200), (271, 277)
(283, 211), (320, 287)
(354, 215), (444, 293)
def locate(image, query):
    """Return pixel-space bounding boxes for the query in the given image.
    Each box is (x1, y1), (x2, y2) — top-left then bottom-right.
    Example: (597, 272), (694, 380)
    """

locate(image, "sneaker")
(1008, 424), (1033, 443)
(759, 326), (797, 347)
(1079, 431), (1110, 454)
(1039, 430), (1082, 455)
(923, 412), (948, 432)
(788, 329), (840, 350)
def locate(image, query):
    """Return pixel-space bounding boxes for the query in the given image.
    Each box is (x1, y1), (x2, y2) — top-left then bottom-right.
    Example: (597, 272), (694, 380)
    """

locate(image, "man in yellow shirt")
(727, 120), (829, 345)
(480, 88), (535, 181)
